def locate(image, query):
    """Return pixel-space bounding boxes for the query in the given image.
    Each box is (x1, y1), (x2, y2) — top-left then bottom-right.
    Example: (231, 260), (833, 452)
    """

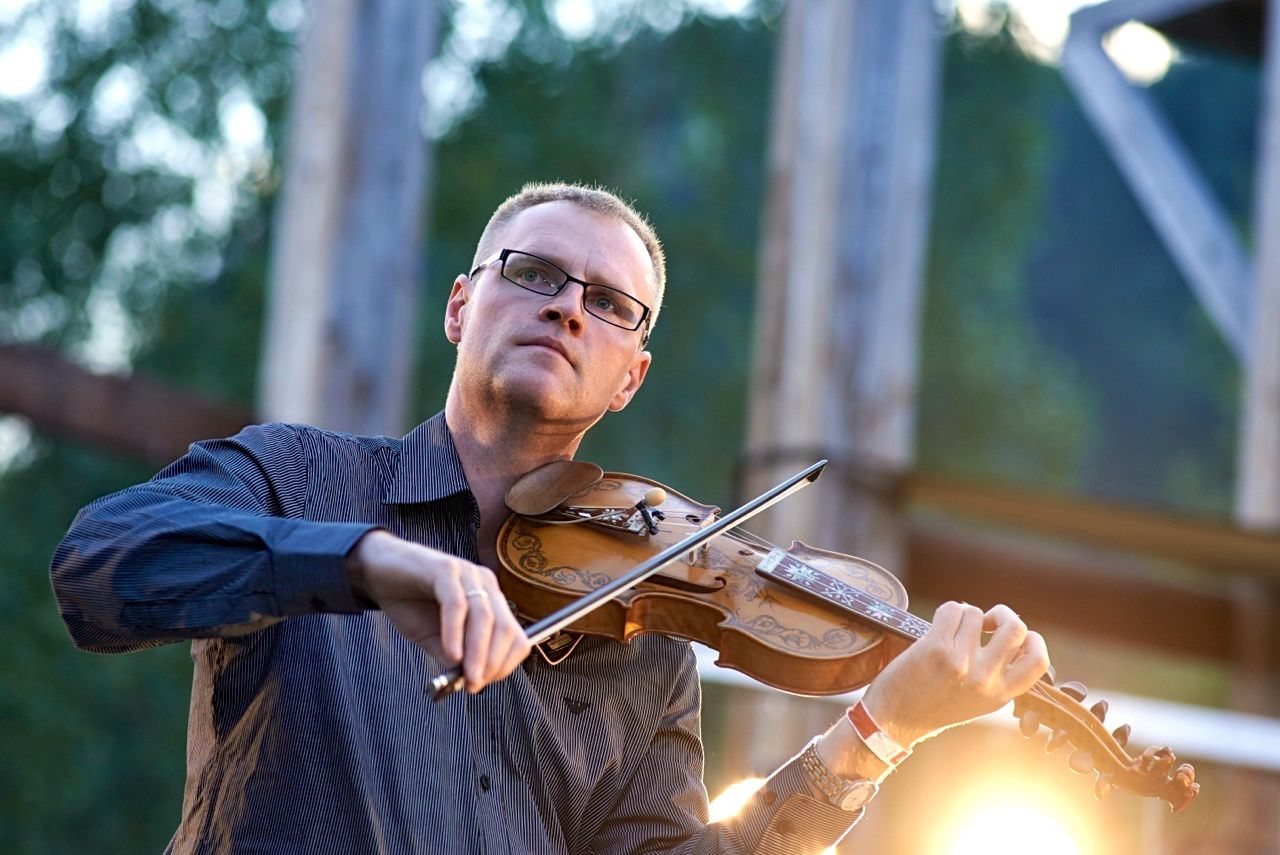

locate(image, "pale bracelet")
(846, 700), (911, 767)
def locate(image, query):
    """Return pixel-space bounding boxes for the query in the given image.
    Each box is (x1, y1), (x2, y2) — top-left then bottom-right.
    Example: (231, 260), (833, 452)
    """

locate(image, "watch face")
(836, 779), (876, 811)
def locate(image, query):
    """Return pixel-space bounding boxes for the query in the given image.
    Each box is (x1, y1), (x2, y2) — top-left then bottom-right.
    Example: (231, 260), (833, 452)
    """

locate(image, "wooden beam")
(905, 514), (1235, 660)
(906, 472), (1280, 580)
(0, 343), (253, 465)
(1061, 0), (1253, 360)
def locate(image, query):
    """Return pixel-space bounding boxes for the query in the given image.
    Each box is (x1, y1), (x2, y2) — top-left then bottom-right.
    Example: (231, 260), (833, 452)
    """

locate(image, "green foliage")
(919, 28), (1095, 488)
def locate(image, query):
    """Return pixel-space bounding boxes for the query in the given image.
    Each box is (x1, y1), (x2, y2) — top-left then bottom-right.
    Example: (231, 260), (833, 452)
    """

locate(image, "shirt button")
(479, 774), (491, 791)
(774, 819), (796, 836)
(759, 788), (777, 806)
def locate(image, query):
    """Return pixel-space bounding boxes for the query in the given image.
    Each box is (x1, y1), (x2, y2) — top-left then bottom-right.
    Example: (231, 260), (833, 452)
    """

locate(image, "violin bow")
(430, 460), (828, 701)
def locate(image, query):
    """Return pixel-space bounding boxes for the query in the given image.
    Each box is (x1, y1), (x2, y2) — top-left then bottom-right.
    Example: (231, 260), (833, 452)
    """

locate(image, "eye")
(590, 293), (620, 314)
(510, 263), (554, 289)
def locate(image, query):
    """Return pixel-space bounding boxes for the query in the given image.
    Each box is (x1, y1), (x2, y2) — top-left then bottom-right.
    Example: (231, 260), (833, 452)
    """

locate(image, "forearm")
(51, 487), (375, 652)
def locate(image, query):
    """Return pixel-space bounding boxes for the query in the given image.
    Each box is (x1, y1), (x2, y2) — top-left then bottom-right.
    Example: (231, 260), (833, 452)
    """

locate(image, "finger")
(434, 560), (470, 664)
(491, 619), (533, 681)
(928, 601), (967, 639)
(1004, 631), (1051, 693)
(480, 577), (525, 682)
(982, 605), (1028, 659)
(461, 570), (496, 692)
(952, 603), (985, 651)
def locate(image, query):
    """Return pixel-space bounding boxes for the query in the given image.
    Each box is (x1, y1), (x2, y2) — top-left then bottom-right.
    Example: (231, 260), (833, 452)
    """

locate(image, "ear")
(443, 274), (472, 344)
(607, 349), (652, 412)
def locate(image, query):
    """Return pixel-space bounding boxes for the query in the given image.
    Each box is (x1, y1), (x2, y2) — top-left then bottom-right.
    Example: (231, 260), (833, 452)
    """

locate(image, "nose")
(538, 281), (586, 335)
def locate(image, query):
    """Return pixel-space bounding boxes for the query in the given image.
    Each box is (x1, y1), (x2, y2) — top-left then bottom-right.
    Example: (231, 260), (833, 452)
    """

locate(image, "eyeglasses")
(470, 248), (651, 342)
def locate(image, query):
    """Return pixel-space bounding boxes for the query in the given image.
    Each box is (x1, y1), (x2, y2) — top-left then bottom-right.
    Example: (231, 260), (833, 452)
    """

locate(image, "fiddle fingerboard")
(756, 549), (930, 643)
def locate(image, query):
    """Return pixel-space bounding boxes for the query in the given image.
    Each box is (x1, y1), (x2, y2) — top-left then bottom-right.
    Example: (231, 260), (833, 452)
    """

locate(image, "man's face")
(445, 201), (654, 430)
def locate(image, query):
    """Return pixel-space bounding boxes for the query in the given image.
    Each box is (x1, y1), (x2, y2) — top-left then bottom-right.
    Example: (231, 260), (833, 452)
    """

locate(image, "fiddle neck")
(756, 549), (930, 643)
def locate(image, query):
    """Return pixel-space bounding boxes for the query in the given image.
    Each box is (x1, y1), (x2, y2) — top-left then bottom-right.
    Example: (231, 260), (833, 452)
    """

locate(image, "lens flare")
(944, 802), (1081, 855)
(708, 777), (765, 822)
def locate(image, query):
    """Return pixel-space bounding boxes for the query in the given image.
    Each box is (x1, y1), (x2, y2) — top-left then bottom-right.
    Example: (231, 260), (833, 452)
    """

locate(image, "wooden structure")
(737, 0), (1280, 849)
(259, 0), (441, 435)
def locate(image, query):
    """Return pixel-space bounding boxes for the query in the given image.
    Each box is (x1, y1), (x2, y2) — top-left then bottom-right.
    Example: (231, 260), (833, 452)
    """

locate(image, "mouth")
(521, 337), (573, 365)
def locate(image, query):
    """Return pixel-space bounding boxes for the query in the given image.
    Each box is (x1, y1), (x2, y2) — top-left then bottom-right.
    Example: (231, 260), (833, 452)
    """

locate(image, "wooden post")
(1225, 2), (1280, 850)
(729, 1), (942, 845)
(1239, 0), (1280, 531)
(743, 0), (940, 571)
(259, 0), (441, 434)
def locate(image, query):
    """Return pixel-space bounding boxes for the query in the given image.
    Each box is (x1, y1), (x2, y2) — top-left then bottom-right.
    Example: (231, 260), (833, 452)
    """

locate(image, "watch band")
(798, 739), (878, 812)
(846, 700), (911, 767)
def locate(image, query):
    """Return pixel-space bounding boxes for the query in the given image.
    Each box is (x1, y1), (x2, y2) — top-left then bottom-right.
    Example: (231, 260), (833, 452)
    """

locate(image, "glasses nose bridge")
(540, 274), (589, 324)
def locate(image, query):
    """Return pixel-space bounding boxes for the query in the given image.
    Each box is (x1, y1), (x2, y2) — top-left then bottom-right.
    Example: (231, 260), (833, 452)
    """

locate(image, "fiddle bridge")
(546, 505), (653, 535)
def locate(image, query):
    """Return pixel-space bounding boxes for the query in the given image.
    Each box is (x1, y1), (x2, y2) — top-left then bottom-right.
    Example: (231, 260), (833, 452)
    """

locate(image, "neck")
(444, 390), (592, 563)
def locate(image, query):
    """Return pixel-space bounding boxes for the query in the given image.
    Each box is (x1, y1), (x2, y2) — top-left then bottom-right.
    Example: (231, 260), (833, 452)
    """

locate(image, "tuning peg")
(1111, 723), (1131, 747)
(1046, 729), (1070, 753)
(1094, 772), (1114, 799)
(1089, 699), (1109, 722)
(1018, 710), (1041, 737)
(1068, 750), (1094, 774)
(1059, 681), (1087, 701)
(1140, 746), (1175, 775)
(1039, 665), (1057, 685)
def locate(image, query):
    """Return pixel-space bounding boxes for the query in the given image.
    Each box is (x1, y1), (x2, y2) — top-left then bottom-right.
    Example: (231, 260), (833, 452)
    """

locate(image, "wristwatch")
(798, 739), (879, 812)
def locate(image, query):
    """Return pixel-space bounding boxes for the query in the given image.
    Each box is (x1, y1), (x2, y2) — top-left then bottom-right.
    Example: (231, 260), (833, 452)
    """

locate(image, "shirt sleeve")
(590, 645), (866, 855)
(49, 423), (377, 654)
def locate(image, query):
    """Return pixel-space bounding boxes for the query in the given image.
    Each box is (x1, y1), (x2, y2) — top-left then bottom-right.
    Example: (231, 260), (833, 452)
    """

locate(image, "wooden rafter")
(0, 343), (253, 466)
(1061, 0), (1254, 360)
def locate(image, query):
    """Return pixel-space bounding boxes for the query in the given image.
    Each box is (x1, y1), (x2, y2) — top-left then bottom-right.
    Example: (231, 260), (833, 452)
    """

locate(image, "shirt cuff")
(271, 520), (380, 615)
(730, 752), (865, 853)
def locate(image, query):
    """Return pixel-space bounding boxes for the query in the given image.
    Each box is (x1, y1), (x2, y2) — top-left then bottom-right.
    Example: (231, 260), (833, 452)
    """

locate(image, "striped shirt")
(50, 413), (863, 853)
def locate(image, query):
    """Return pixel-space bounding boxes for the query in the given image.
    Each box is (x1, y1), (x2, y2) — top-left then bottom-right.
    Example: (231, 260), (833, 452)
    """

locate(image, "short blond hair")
(472, 182), (667, 333)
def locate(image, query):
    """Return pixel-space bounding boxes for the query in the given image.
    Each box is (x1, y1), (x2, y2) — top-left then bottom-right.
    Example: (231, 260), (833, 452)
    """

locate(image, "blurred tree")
(0, 2), (297, 850)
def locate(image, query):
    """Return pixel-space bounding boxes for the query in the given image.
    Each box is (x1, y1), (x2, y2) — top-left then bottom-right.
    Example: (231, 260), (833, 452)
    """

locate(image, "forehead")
(496, 201), (655, 303)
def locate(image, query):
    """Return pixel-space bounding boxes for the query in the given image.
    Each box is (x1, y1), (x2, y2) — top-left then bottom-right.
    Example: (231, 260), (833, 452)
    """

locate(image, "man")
(51, 183), (1049, 853)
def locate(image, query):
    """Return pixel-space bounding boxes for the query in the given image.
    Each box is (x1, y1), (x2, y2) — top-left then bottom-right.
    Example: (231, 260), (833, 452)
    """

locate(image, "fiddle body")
(497, 472), (910, 696)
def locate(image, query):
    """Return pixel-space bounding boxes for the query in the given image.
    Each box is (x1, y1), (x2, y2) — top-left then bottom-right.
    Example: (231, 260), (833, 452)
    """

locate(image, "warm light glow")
(709, 777), (836, 854)
(708, 777), (765, 822)
(943, 802), (1081, 855)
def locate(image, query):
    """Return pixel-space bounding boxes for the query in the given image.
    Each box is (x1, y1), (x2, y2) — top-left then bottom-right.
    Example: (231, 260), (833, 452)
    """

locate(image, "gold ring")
(465, 589), (490, 600)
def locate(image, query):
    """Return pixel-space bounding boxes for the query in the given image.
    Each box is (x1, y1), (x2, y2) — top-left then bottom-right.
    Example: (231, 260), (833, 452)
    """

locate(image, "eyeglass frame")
(469, 248), (653, 345)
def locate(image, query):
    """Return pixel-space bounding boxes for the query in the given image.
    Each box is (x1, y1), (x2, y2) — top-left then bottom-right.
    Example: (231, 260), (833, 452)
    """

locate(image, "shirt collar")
(383, 411), (472, 505)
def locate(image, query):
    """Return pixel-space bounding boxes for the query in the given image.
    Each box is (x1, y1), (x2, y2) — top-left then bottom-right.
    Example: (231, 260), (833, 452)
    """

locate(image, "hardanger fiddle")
(432, 460), (1200, 813)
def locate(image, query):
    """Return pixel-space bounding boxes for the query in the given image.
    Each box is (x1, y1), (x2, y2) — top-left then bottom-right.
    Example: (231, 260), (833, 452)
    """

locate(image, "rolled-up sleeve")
(49, 423), (376, 654)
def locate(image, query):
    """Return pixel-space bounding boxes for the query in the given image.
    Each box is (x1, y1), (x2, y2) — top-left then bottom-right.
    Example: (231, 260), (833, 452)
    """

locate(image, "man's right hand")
(345, 530), (532, 693)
